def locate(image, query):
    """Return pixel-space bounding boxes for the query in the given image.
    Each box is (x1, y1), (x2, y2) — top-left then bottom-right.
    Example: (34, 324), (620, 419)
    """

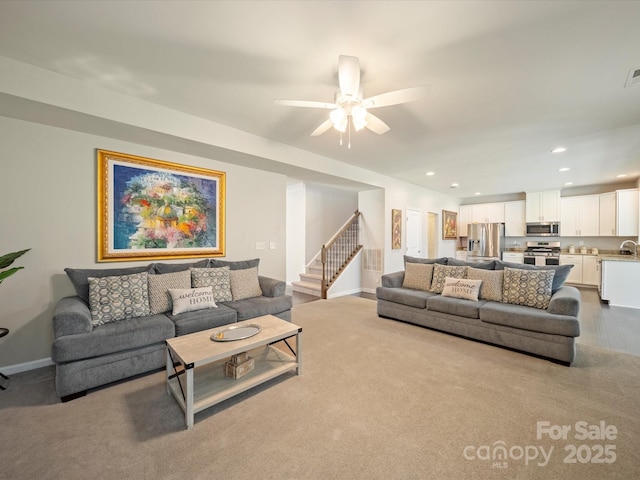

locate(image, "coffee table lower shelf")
(167, 345), (297, 426)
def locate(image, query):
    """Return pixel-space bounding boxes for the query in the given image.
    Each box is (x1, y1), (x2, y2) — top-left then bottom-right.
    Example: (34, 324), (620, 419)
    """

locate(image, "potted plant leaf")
(0, 249), (31, 284)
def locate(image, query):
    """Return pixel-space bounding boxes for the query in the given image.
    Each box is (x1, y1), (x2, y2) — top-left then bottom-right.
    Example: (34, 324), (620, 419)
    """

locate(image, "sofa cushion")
(427, 295), (484, 319)
(209, 258), (260, 270)
(167, 303), (238, 336)
(222, 295), (293, 321)
(494, 260), (572, 293)
(229, 267), (263, 300)
(480, 301), (580, 337)
(152, 259), (209, 274)
(430, 265), (468, 294)
(404, 255), (448, 266)
(191, 266), (233, 302)
(402, 263), (434, 291)
(65, 265), (153, 304)
(467, 268), (504, 302)
(148, 270), (191, 314)
(441, 277), (482, 301)
(502, 267), (555, 310)
(169, 286), (218, 315)
(376, 286), (435, 309)
(87, 272), (150, 326)
(52, 313), (175, 363)
(447, 258), (495, 269)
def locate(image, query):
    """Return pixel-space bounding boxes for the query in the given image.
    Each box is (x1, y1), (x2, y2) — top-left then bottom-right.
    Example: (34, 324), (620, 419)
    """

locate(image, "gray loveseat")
(52, 258), (292, 401)
(376, 256), (581, 365)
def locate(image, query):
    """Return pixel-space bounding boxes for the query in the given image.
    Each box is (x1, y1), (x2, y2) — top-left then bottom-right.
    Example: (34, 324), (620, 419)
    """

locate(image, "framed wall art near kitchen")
(391, 208), (402, 249)
(97, 150), (225, 262)
(442, 210), (458, 240)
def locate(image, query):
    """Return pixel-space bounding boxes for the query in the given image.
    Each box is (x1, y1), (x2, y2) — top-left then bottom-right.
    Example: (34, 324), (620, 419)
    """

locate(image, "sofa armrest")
(258, 276), (285, 298)
(381, 271), (405, 288)
(52, 296), (93, 338)
(547, 286), (581, 317)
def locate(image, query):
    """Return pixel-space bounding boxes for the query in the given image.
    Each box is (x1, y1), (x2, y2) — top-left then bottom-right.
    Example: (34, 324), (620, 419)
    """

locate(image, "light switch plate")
(256, 242), (265, 250)
(269, 242), (277, 249)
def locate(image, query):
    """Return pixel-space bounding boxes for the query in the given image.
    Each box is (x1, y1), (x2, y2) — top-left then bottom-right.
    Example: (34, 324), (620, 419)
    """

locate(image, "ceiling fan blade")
(274, 99), (336, 109)
(311, 118), (334, 136)
(364, 113), (390, 135)
(362, 85), (430, 109)
(338, 55), (360, 99)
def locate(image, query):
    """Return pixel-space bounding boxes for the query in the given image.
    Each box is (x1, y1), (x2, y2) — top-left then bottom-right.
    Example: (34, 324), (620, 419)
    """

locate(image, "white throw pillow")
(440, 277), (482, 302)
(169, 287), (218, 315)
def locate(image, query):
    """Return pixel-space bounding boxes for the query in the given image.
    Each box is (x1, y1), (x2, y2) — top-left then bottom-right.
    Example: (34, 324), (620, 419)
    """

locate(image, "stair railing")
(320, 210), (362, 299)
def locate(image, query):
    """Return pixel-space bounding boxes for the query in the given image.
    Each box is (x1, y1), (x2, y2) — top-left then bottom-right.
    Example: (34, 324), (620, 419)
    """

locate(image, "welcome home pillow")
(441, 277), (483, 302)
(169, 287), (217, 315)
(88, 272), (150, 326)
(402, 263), (434, 291)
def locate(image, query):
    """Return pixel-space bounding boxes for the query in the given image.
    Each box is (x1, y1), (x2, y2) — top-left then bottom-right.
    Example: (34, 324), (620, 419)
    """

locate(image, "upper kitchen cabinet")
(472, 202), (505, 224)
(599, 192), (616, 236)
(617, 188), (639, 236)
(458, 205), (473, 237)
(560, 195), (599, 237)
(526, 190), (561, 223)
(504, 201), (526, 236)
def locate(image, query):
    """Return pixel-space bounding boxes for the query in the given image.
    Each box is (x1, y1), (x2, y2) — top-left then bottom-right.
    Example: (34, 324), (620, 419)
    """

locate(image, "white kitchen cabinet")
(617, 188), (639, 236)
(455, 251), (468, 261)
(560, 254), (583, 284)
(504, 201), (526, 237)
(458, 205), (473, 237)
(502, 252), (524, 264)
(526, 190), (561, 223)
(601, 259), (640, 308)
(582, 255), (600, 287)
(560, 195), (599, 237)
(599, 192), (616, 236)
(471, 202), (504, 223)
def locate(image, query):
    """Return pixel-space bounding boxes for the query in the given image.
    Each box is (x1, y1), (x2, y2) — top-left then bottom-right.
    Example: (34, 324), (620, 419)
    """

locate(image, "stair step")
(291, 281), (321, 297)
(299, 273), (322, 285)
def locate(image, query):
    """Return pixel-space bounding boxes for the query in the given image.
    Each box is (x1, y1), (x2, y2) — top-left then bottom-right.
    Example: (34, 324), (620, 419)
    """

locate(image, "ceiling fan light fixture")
(330, 108), (347, 132)
(351, 105), (368, 131)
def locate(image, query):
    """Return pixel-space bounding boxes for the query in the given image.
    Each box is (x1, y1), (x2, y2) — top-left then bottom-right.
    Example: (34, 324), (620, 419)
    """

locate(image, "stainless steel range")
(523, 241), (561, 266)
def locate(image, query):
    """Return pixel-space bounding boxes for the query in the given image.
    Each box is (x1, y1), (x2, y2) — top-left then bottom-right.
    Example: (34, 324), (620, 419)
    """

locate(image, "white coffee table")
(165, 315), (302, 429)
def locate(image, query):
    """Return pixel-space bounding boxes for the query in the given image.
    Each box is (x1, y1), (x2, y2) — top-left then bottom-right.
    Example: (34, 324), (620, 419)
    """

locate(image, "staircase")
(291, 210), (362, 299)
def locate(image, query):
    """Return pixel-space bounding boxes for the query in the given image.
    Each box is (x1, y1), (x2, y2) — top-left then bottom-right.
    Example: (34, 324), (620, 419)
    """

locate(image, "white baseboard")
(2, 357), (53, 375)
(361, 287), (377, 294)
(327, 288), (363, 299)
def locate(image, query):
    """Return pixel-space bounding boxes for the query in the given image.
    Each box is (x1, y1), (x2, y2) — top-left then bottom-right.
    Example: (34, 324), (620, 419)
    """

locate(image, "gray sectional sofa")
(52, 258), (292, 401)
(376, 256), (581, 365)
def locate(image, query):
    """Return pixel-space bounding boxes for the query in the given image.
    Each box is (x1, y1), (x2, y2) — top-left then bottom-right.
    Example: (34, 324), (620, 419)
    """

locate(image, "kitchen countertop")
(598, 253), (640, 263)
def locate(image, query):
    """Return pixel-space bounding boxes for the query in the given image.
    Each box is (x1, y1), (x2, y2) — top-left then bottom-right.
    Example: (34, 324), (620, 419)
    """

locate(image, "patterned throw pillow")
(190, 267), (233, 302)
(502, 267), (555, 310)
(430, 265), (468, 294)
(402, 263), (434, 291)
(229, 267), (263, 301)
(441, 277), (483, 302)
(88, 272), (150, 326)
(147, 270), (191, 315)
(467, 267), (504, 302)
(169, 287), (217, 315)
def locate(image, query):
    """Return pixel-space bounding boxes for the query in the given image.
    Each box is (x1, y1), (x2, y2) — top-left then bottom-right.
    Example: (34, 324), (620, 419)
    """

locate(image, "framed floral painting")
(97, 150), (225, 261)
(442, 210), (458, 240)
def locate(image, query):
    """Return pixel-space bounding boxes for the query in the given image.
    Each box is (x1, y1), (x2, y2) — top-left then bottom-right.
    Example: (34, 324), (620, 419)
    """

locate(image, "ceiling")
(0, 1), (639, 199)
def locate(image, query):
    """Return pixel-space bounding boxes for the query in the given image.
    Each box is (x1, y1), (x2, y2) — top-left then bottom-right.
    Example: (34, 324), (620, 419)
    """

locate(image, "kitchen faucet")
(619, 239), (638, 255)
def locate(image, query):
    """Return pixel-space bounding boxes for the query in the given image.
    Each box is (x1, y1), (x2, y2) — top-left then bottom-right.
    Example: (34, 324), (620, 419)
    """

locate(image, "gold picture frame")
(97, 150), (225, 262)
(392, 209), (402, 249)
(442, 210), (458, 240)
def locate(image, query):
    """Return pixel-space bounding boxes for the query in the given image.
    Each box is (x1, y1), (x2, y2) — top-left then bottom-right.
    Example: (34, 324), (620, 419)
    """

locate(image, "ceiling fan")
(274, 55), (429, 147)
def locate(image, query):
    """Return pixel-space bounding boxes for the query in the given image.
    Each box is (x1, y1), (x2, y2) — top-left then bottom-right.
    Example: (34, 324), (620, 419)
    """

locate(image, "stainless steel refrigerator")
(467, 223), (505, 262)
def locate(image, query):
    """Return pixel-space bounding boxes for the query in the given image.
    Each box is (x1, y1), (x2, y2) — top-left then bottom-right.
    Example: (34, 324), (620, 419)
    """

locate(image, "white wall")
(358, 189), (385, 293)
(0, 117), (287, 369)
(286, 181), (305, 284)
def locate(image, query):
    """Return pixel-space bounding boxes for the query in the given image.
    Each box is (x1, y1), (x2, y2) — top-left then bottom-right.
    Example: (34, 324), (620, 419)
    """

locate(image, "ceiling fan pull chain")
(348, 116), (352, 149)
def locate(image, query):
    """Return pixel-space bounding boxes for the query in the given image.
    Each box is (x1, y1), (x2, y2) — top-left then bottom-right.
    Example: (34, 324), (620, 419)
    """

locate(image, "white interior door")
(406, 208), (422, 257)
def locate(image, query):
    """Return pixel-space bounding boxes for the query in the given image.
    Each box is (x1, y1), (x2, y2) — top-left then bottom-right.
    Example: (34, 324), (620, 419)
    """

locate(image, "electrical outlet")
(269, 242), (277, 249)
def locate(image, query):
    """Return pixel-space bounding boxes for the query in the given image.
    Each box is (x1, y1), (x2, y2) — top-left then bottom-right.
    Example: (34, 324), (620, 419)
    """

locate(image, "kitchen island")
(599, 254), (640, 309)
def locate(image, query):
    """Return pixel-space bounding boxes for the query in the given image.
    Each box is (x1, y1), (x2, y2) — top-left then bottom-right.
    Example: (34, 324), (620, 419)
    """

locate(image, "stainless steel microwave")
(526, 222), (560, 237)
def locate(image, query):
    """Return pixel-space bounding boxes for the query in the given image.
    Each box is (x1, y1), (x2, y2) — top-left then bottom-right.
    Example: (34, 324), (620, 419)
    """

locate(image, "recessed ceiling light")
(425, 171), (435, 176)
(565, 182), (573, 186)
(552, 147), (567, 153)
(559, 167), (570, 172)
(617, 174), (628, 178)
(474, 192), (481, 195)
(450, 183), (459, 188)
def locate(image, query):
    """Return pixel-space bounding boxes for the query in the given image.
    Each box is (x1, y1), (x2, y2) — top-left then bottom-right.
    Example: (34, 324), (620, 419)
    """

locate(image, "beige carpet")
(1, 296), (639, 479)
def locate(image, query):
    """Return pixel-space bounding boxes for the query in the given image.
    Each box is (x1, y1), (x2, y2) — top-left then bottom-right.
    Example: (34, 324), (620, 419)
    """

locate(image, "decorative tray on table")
(210, 324), (261, 342)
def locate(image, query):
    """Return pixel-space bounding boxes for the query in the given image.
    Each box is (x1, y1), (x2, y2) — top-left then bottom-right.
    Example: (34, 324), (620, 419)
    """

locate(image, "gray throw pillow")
(153, 259), (209, 274)
(494, 260), (572, 293)
(447, 258), (496, 270)
(209, 258), (260, 271)
(404, 256), (448, 266)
